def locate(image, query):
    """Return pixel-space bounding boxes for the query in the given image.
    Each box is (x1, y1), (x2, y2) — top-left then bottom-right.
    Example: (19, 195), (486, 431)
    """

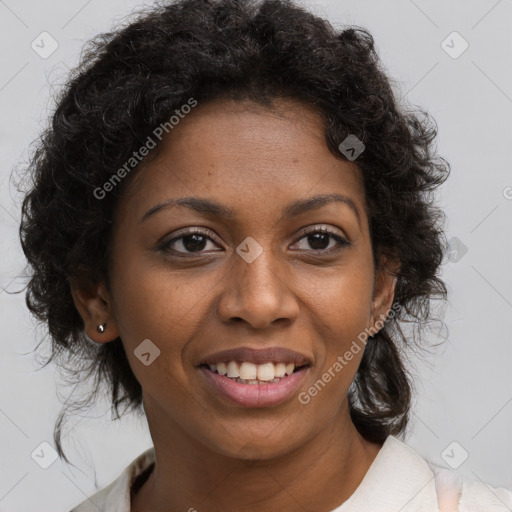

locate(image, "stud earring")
(97, 322), (107, 333)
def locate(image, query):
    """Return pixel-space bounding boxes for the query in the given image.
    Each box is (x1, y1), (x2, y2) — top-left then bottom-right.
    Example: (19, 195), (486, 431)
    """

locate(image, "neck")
(131, 400), (383, 512)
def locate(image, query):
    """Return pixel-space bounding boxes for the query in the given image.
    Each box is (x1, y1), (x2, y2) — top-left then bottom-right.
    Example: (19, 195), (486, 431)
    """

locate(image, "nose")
(216, 245), (299, 330)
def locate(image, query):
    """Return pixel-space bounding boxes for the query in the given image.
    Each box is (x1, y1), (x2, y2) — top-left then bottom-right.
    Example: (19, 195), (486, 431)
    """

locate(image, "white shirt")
(69, 435), (512, 511)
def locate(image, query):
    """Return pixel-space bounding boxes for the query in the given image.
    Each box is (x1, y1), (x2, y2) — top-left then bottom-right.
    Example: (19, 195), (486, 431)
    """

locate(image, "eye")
(292, 226), (350, 252)
(159, 228), (222, 255)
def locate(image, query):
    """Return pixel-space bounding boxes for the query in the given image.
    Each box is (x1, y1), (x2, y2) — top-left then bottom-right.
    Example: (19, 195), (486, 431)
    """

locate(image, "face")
(73, 97), (397, 460)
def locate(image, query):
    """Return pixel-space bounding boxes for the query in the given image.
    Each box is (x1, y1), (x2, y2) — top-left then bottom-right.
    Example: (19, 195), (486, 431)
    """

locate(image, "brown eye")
(292, 227), (350, 252)
(160, 229), (222, 255)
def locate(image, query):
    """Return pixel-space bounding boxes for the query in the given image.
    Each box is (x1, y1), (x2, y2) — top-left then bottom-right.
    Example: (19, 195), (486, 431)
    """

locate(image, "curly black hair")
(17, 0), (450, 462)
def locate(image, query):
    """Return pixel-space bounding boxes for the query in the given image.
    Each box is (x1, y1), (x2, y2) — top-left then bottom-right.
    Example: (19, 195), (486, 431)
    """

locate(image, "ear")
(369, 251), (400, 333)
(69, 279), (120, 343)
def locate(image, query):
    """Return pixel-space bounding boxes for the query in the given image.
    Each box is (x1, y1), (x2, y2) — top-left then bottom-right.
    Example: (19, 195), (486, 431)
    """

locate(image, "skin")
(71, 97), (399, 512)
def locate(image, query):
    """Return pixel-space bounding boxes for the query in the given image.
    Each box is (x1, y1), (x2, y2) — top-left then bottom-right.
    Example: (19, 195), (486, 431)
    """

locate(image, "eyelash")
(158, 226), (351, 256)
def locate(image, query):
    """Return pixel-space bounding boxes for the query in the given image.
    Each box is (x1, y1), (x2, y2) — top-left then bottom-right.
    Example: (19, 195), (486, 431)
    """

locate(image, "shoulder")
(459, 477), (512, 511)
(426, 457), (512, 511)
(68, 446), (156, 512)
(383, 436), (512, 511)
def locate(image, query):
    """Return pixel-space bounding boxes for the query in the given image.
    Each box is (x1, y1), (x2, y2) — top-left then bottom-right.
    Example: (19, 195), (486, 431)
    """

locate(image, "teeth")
(285, 363), (295, 375)
(274, 363), (286, 378)
(207, 361), (301, 381)
(239, 362), (258, 380)
(257, 362), (274, 381)
(227, 361), (239, 378)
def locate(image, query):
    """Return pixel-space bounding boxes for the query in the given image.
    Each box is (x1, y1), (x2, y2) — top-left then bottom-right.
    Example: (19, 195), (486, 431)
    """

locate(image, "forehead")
(117, 98), (367, 224)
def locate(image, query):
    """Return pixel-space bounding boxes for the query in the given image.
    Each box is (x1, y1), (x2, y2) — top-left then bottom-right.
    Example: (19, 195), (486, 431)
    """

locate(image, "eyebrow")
(140, 193), (361, 226)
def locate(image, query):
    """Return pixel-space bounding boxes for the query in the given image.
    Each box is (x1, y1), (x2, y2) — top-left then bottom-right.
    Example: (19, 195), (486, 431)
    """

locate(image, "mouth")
(198, 362), (311, 408)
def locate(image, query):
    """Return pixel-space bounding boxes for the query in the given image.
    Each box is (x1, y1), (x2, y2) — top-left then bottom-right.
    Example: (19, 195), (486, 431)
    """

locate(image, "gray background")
(1, 0), (511, 510)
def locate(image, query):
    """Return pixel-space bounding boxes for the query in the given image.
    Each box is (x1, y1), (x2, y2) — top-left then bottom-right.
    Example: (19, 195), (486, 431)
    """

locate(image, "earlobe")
(69, 279), (120, 343)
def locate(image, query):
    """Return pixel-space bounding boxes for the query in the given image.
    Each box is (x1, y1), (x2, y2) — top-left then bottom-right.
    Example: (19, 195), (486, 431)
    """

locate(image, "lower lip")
(198, 365), (310, 408)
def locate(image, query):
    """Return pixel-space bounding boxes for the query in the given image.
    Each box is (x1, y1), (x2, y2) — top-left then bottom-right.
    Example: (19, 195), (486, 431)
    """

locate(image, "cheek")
(306, 258), (374, 327)
(109, 267), (202, 401)
(110, 254), (218, 362)
(126, 273), (201, 325)
(300, 257), (374, 371)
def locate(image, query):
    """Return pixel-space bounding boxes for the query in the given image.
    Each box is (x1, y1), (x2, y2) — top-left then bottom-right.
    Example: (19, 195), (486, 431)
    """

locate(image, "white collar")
(333, 435), (439, 511)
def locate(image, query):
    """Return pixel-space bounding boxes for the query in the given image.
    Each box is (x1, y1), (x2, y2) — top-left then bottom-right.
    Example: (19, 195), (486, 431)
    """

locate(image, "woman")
(18, 0), (512, 510)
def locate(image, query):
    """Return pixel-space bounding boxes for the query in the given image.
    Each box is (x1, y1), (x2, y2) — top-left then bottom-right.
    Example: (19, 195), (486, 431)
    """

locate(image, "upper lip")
(198, 347), (312, 367)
